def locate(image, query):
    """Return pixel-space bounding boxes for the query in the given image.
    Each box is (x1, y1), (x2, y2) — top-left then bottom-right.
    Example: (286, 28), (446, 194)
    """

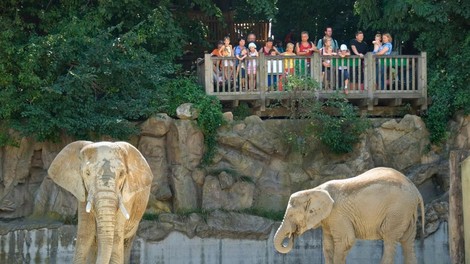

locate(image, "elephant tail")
(419, 194), (425, 236)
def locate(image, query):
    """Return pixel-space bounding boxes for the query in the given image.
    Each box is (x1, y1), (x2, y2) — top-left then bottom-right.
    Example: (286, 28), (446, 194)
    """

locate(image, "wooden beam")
(449, 150), (470, 264)
(462, 156), (470, 264)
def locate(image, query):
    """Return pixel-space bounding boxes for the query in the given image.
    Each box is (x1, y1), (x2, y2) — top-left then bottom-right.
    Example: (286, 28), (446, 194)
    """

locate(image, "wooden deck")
(197, 52), (427, 115)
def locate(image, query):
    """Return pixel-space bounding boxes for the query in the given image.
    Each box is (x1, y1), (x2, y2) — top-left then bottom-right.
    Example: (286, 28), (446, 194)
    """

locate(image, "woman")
(295, 31), (317, 75)
(259, 37), (279, 56)
(320, 37), (336, 89)
(375, 33), (393, 89)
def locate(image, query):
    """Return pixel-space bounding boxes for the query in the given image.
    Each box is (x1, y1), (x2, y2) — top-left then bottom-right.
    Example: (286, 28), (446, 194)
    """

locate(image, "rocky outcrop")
(0, 111), (466, 240)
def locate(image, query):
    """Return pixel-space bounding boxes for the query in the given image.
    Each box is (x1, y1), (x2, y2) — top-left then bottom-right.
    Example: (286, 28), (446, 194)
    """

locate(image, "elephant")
(48, 141), (154, 264)
(274, 167), (424, 264)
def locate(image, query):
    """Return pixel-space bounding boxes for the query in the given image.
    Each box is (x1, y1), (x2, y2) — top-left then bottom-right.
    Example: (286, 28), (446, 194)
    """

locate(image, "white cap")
(248, 42), (256, 48)
(340, 44), (348, 51)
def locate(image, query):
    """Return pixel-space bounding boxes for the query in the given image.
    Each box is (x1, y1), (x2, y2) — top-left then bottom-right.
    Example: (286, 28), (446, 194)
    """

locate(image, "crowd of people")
(210, 27), (394, 93)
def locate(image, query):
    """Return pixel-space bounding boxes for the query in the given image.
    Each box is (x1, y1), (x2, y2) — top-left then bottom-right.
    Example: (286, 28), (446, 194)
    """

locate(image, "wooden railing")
(197, 52), (427, 112)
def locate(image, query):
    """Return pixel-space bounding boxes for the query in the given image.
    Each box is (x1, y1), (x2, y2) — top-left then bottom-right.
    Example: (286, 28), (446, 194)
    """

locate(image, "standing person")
(234, 37), (247, 90)
(320, 37), (336, 89)
(219, 36), (234, 81)
(282, 42), (296, 76)
(317, 26), (339, 52)
(375, 33), (393, 90)
(210, 40), (224, 87)
(275, 40), (285, 53)
(338, 44), (351, 94)
(247, 42), (259, 91)
(350, 31), (368, 90)
(295, 31), (317, 75)
(259, 37), (279, 56)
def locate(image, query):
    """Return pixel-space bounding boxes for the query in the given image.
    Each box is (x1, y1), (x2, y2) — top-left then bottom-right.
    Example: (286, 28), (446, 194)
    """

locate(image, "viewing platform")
(197, 52), (428, 116)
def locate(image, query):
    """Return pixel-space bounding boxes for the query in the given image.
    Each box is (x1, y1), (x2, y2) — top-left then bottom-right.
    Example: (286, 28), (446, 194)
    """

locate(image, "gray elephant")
(48, 141), (154, 264)
(274, 167), (424, 264)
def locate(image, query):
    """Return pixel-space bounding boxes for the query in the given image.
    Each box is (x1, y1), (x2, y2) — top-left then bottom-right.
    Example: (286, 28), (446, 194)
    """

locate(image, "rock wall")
(1, 113), (468, 240)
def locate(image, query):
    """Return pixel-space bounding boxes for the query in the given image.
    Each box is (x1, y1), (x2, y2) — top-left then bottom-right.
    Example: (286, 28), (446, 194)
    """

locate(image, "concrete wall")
(0, 223), (450, 264)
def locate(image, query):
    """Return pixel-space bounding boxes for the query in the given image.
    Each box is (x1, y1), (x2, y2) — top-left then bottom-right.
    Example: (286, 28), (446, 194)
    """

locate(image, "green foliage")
(309, 93), (370, 154)
(233, 102), (252, 121)
(355, 0), (470, 144)
(279, 77), (370, 155)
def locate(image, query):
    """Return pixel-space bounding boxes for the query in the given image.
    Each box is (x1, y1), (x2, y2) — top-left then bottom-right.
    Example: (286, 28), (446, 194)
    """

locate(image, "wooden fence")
(197, 52), (428, 112)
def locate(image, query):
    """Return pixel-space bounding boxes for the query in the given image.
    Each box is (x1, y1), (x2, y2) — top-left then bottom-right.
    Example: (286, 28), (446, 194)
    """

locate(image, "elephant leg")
(401, 238), (417, 264)
(73, 202), (96, 264)
(322, 230), (334, 264)
(380, 240), (397, 264)
(332, 235), (355, 264)
(124, 233), (137, 264)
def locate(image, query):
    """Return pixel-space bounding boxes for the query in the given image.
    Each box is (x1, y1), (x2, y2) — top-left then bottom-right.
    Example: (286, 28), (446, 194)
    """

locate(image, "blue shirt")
(378, 42), (392, 55)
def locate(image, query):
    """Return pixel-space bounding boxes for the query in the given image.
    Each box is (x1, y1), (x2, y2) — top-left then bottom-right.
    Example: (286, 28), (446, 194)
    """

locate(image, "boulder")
(202, 175), (255, 210)
(176, 103), (199, 120)
(138, 136), (172, 200)
(139, 113), (172, 137)
(170, 165), (197, 211)
(167, 120), (204, 170)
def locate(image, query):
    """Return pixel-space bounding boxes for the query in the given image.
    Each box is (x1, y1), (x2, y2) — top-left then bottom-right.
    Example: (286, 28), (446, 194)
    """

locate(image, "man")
(350, 31), (368, 57)
(317, 26), (339, 51)
(247, 33), (259, 50)
(349, 31), (368, 90)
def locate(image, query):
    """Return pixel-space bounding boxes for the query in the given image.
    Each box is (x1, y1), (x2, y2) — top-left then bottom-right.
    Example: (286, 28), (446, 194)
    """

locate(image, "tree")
(355, 0), (470, 143)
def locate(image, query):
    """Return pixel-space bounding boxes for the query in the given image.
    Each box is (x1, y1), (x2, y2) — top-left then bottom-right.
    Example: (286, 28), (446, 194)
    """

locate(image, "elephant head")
(274, 188), (334, 254)
(48, 141), (153, 263)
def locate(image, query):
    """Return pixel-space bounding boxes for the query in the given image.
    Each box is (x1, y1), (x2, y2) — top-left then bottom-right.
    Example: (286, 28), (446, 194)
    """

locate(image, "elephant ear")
(116, 142), (154, 203)
(305, 189), (334, 229)
(48, 141), (93, 202)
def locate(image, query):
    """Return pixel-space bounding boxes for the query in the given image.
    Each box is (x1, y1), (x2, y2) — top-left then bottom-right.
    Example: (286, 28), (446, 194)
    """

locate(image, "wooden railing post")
(418, 52), (428, 110)
(364, 53), (375, 110)
(204, 53), (214, 95)
(463, 156), (470, 264)
(312, 53), (321, 84)
(258, 53), (267, 111)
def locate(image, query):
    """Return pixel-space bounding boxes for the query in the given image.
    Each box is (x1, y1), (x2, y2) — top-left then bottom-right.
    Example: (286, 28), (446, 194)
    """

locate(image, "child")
(236, 48), (248, 90)
(247, 42), (258, 91)
(372, 33), (382, 54)
(282, 42), (295, 75)
(267, 49), (282, 90)
(219, 36), (234, 81)
(338, 44), (351, 94)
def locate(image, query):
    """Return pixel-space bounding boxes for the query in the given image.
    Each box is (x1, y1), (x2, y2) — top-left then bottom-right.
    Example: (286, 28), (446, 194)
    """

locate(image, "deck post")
(365, 53), (374, 110)
(259, 53), (267, 111)
(418, 52), (428, 111)
(204, 53), (214, 94)
(312, 53), (321, 84)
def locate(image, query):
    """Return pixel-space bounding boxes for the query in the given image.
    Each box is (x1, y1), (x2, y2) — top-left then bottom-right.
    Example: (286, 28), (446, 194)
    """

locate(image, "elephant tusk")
(86, 194), (93, 213)
(118, 195), (130, 220)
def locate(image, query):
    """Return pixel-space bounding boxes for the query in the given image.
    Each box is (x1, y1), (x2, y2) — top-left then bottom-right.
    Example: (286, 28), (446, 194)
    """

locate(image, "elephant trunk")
(274, 222), (295, 254)
(94, 191), (118, 264)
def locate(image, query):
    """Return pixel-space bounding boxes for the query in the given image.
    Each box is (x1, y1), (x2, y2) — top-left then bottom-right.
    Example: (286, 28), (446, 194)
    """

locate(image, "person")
(317, 26), (339, 52)
(219, 36), (234, 81)
(338, 44), (351, 94)
(350, 31), (368, 90)
(372, 33), (382, 54)
(247, 42), (258, 90)
(374, 33), (393, 90)
(267, 49), (283, 90)
(275, 40), (285, 53)
(295, 31), (317, 75)
(259, 37), (279, 56)
(284, 29), (295, 45)
(247, 33), (259, 50)
(282, 42), (296, 76)
(320, 37), (336, 89)
(350, 31), (368, 58)
(210, 40), (224, 88)
(234, 37), (247, 90)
